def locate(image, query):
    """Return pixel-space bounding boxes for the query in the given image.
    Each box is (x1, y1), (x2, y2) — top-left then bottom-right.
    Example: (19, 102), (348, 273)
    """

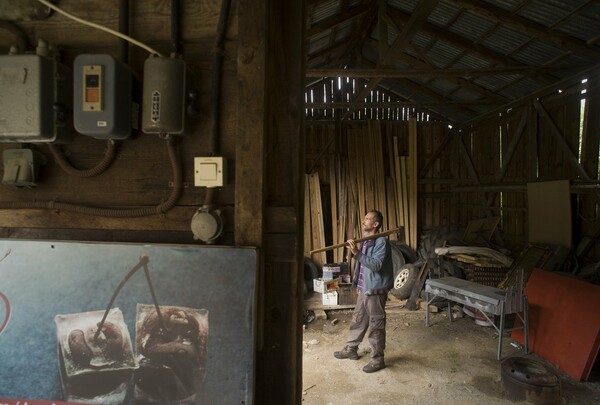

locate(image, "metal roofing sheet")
(473, 75), (523, 92)
(497, 77), (541, 99)
(426, 40), (465, 67)
(518, 0), (588, 27)
(511, 40), (568, 66)
(450, 86), (486, 102)
(555, 3), (600, 41)
(454, 53), (494, 69)
(448, 10), (497, 42)
(310, 0), (343, 25)
(479, 25), (531, 56)
(388, 0), (418, 14)
(305, 0), (600, 124)
(427, 1), (462, 27)
(426, 78), (462, 95)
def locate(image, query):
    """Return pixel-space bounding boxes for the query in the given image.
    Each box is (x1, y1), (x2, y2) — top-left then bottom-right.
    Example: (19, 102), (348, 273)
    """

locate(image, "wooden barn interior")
(0, 0), (599, 404)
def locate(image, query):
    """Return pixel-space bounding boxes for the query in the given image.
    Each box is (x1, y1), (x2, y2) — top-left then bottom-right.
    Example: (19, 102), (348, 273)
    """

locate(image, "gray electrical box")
(142, 55), (187, 135)
(73, 54), (137, 140)
(0, 54), (73, 143)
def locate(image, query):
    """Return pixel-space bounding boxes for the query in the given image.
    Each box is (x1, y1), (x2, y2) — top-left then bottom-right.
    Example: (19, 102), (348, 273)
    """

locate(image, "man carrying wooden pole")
(332, 210), (394, 373)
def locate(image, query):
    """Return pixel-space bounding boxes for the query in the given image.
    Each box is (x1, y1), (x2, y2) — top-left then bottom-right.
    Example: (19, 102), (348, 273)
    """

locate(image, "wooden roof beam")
(380, 0), (441, 65)
(307, 3), (372, 38)
(387, 7), (555, 85)
(363, 39), (509, 104)
(306, 65), (578, 78)
(332, 4), (379, 68)
(341, 0), (440, 119)
(448, 0), (600, 60)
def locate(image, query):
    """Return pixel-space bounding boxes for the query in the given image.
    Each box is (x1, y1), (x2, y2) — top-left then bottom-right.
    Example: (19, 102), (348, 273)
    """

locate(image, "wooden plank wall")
(305, 119), (451, 257)
(0, 0), (238, 242)
(1, 1), (306, 404)
(305, 71), (600, 263)
(457, 74), (600, 260)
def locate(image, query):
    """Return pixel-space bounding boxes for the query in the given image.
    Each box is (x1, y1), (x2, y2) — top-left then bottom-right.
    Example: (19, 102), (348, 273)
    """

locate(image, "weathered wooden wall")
(0, 0), (239, 242)
(305, 68), (600, 263)
(1, 1), (305, 404)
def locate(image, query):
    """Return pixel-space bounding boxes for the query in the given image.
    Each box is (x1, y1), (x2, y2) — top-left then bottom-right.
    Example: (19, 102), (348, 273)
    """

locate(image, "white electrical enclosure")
(194, 156), (226, 187)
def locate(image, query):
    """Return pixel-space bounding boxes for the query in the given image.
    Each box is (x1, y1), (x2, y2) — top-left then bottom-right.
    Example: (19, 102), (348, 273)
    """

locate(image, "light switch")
(199, 163), (217, 180)
(194, 156), (225, 187)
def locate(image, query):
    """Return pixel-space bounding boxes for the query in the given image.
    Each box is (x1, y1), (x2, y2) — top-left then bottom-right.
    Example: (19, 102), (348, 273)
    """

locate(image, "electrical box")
(194, 156), (225, 187)
(141, 55), (187, 135)
(73, 54), (138, 140)
(0, 54), (73, 143)
(2, 148), (47, 187)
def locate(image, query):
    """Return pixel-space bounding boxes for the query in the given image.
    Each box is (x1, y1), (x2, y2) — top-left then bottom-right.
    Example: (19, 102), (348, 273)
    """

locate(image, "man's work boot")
(333, 345), (359, 360)
(362, 360), (385, 373)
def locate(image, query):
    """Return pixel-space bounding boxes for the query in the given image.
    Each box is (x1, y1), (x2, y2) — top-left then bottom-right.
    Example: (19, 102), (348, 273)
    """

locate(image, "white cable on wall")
(35, 0), (163, 57)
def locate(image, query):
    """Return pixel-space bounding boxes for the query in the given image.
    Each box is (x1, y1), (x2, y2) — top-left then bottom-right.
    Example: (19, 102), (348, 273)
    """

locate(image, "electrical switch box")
(0, 54), (73, 143)
(142, 55), (187, 135)
(73, 54), (138, 140)
(194, 156), (226, 187)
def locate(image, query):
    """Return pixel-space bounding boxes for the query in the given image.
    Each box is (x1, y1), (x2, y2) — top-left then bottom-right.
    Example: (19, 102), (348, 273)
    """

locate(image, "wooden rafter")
(306, 65), (578, 78)
(448, 0), (600, 60)
(341, 0), (440, 119)
(363, 39), (509, 104)
(380, 0), (441, 66)
(306, 3), (371, 38)
(333, 4), (379, 68)
(306, 101), (500, 108)
(460, 63), (600, 128)
(386, 7), (556, 86)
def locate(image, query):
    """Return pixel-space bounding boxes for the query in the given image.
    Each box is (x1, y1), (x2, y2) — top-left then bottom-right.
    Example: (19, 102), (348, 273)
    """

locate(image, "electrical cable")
(0, 140), (182, 217)
(0, 21), (29, 53)
(170, 0), (180, 55)
(204, 0), (231, 207)
(117, 0), (130, 63)
(48, 140), (117, 178)
(34, 0), (162, 56)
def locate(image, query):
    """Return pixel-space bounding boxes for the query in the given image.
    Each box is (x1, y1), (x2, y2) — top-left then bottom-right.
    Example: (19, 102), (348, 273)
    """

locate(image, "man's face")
(362, 213), (378, 233)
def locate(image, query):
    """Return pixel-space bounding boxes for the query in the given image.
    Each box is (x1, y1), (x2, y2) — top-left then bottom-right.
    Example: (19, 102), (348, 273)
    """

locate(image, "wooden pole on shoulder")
(308, 227), (402, 255)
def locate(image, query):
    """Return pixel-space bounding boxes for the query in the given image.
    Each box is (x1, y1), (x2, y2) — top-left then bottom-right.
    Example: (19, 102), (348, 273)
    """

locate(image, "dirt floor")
(301, 293), (600, 405)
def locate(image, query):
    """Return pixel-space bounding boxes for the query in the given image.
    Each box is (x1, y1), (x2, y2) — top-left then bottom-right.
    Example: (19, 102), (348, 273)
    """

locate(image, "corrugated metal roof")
(519, 0), (585, 27)
(304, 0), (600, 124)
(427, 1), (462, 27)
(448, 11), (496, 42)
(480, 26), (531, 56)
(310, 0), (344, 25)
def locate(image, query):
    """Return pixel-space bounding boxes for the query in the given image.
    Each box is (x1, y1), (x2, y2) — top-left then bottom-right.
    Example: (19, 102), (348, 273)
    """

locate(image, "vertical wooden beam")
(237, 0), (266, 245)
(495, 111), (527, 182)
(581, 75), (600, 181)
(527, 101), (539, 180)
(238, 1), (304, 404)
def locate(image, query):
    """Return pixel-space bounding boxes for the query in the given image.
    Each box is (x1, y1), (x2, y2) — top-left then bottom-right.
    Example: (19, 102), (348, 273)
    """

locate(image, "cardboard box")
(322, 264), (341, 273)
(322, 290), (338, 306)
(313, 277), (340, 293)
(323, 262), (349, 275)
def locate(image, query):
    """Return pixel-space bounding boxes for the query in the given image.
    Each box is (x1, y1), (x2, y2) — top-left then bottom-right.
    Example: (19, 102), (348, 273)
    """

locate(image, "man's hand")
(347, 239), (358, 255)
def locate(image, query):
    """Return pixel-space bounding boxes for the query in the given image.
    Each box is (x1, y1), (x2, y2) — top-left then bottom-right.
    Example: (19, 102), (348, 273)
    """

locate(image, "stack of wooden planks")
(304, 118), (420, 264)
